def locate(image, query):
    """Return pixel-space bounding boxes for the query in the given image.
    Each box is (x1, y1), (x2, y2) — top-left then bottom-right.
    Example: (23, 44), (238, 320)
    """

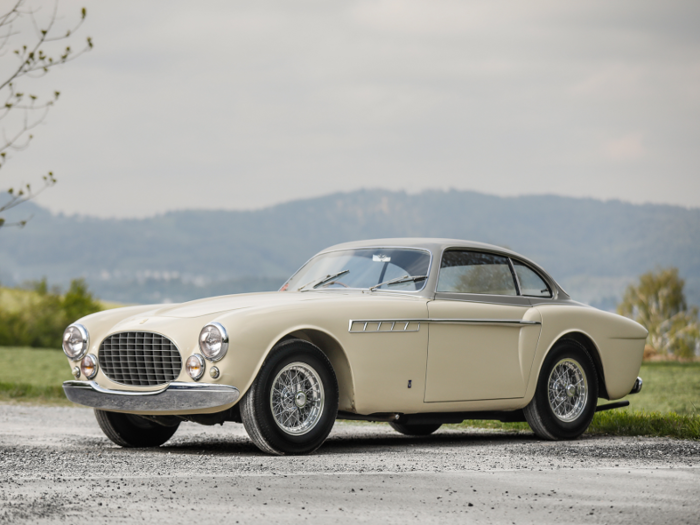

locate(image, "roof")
(317, 237), (569, 299)
(322, 238), (522, 258)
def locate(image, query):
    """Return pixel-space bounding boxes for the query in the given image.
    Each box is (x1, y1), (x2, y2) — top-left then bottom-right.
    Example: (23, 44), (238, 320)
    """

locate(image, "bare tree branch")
(0, 0), (91, 229)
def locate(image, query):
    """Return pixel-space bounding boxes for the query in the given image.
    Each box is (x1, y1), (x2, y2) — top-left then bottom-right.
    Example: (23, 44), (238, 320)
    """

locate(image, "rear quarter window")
(513, 260), (551, 297)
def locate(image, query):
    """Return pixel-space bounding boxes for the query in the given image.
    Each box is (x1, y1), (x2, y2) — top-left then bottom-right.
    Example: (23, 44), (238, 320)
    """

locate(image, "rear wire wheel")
(240, 339), (339, 455)
(524, 340), (599, 440)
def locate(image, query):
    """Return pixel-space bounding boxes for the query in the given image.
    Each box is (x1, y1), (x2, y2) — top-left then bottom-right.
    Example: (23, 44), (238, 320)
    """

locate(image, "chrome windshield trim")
(62, 380), (240, 412)
(287, 246), (434, 294)
(348, 318), (541, 332)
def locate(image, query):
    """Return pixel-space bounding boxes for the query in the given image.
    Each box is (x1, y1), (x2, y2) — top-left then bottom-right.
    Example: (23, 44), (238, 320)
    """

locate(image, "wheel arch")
(278, 328), (356, 412)
(551, 331), (609, 400)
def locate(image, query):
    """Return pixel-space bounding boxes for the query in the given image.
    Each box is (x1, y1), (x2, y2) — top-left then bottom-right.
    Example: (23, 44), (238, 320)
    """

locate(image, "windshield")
(282, 248), (431, 292)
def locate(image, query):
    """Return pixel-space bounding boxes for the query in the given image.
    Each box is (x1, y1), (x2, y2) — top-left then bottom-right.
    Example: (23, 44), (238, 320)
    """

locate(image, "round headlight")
(198, 322), (229, 361)
(81, 354), (99, 380)
(186, 354), (205, 381)
(62, 324), (89, 360)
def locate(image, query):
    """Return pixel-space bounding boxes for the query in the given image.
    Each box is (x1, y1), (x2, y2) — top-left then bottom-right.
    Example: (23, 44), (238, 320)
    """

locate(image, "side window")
(437, 251), (518, 296)
(513, 260), (551, 298)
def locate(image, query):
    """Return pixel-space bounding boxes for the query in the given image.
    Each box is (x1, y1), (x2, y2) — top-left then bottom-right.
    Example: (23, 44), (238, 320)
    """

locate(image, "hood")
(150, 291), (342, 319)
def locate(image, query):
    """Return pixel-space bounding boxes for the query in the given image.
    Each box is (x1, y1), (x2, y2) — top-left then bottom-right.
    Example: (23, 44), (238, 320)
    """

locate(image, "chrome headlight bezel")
(62, 324), (89, 361)
(198, 322), (229, 362)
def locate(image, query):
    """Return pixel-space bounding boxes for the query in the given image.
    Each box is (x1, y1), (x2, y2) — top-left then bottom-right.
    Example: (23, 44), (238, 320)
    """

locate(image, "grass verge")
(0, 346), (72, 386)
(0, 346), (73, 405)
(587, 410), (700, 440)
(1, 346), (699, 439)
(455, 411), (700, 440)
(0, 381), (72, 405)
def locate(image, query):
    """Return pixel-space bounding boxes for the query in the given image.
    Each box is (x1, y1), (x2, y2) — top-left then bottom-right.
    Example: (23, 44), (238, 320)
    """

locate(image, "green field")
(456, 362), (700, 439)
(0, 347), (73, 386)
(1, 346), (699, 438)
(619, 362), (700, 415)
(0, 346), (74, 405)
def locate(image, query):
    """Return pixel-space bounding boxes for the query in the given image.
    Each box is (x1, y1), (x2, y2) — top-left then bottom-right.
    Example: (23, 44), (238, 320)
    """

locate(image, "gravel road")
(1, 404), (698, 524)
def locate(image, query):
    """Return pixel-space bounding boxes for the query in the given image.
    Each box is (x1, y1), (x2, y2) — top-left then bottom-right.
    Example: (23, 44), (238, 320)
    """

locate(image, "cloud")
(3, 0), (699, 217)
(605, 133), (645, 161)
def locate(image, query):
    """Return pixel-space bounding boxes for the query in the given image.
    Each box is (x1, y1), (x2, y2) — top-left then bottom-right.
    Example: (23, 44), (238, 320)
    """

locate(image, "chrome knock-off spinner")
(270, 362), (324, 436)
(547, 358), (588, 422)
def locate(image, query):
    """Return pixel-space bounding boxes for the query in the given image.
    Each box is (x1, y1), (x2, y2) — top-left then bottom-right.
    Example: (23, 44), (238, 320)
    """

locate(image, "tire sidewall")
(535, 341), (599, 439)
(96, 410), (179, 447)
(251, 341), (338, 454)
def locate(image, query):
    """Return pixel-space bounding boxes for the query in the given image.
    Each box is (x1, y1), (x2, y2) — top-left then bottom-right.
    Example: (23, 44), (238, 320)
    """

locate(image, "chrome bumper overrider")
(629, 376), (643, 395)
(62, 380), (240, 412)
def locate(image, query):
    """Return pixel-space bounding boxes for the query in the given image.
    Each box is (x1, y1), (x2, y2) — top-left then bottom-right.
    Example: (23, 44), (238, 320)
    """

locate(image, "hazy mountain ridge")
(1, 190), (698, 307)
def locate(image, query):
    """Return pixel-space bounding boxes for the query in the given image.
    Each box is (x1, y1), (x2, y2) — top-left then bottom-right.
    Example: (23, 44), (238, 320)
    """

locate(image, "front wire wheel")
(524, 340), (599, 440)
(241, 339), (339, 455)
(270, 362), (325, 436)
(94, 410), (180, 447)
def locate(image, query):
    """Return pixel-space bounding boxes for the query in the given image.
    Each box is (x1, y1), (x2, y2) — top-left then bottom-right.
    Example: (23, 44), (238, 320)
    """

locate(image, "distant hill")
(1, 189), (698, 308)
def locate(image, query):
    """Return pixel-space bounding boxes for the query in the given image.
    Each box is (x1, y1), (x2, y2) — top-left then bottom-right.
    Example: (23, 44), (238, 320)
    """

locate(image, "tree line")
(0, 268), (697, 358)
(0, 278), (101, 348)
(618, 268), (700, 359)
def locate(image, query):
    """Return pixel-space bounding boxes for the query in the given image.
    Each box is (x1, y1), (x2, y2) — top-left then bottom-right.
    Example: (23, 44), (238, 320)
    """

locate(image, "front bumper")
(63, 380), (240, 413)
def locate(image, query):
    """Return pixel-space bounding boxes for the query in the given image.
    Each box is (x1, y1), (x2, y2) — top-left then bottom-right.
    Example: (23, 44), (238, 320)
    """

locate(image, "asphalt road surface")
(1, 404), (698, 524)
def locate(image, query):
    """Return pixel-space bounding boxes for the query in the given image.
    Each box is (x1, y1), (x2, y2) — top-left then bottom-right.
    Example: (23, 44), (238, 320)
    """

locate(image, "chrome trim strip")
(348, 318), (541, 332)
(433, 292), (533, 307)
(62, 380), (240, 412)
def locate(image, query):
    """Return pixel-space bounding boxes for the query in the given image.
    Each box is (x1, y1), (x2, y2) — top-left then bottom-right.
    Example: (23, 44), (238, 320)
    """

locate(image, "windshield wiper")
(298, 269), (350, 291)
(369, 274), (428, 292)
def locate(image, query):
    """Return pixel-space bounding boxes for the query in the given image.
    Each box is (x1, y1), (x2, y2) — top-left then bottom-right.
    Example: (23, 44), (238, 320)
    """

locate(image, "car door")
(424, 249), (543, 402)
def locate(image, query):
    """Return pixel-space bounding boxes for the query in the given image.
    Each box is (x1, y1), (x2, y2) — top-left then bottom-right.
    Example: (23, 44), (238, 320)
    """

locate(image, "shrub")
(0, 279), (103, 348)
(618, 268), (700, 359)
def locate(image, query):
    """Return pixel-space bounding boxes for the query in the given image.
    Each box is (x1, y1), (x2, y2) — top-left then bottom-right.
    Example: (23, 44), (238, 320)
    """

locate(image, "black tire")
(389, 422), (442, 436)
(240, 339), (339, 455)
(524, 340), (599, 440)
(94, 409), (180, 447)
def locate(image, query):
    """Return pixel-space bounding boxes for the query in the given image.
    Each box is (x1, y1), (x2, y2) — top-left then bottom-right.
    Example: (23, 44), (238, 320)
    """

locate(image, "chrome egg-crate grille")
(99, 332), (182, 386)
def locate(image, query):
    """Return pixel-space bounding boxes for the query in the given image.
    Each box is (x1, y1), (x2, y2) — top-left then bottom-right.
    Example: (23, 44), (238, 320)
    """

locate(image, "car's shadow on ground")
(141, 426), (543, 457)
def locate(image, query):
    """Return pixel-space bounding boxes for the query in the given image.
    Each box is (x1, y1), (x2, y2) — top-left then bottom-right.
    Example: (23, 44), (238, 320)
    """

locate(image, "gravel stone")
(0, 404), (698, 524)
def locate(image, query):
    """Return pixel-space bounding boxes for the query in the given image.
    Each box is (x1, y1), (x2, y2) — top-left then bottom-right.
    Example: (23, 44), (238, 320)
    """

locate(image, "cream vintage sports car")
(62, 238), (646, 455)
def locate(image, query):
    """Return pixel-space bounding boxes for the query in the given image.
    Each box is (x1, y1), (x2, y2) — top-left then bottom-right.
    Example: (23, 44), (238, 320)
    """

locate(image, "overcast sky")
(3, 0), (700, 218)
